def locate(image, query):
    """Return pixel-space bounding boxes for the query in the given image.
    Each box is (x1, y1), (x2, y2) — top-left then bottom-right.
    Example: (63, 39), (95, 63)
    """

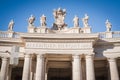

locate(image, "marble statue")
(28, 15), (35, 26)
(40, 14), (47, 27)
(105, 19), (112, 32)
(52, 8), (67, 30)
(73, 15), (79, 27)
(8, 19), (14, 31)
(82, 14), (89, 27)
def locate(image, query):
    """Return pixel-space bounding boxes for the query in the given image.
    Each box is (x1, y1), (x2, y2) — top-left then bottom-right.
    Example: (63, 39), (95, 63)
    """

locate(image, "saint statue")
(8, 19), (14, 31)
(105, 19), (112, 32)
(40, 14), (47, 27)
(73, 15), (79, 27)
(82, 14), (89, 27)
(28, 15), (35, 26)
(52, 8), (67, 30)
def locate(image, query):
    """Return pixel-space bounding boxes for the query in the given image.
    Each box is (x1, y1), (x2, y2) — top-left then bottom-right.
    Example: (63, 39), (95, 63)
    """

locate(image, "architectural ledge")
(103, 52), (120, 58)
(96, 38), (120, 45)
(20, 33), (99, 39)
(100, 38), (120, 42)
(0, 38), (22, 43)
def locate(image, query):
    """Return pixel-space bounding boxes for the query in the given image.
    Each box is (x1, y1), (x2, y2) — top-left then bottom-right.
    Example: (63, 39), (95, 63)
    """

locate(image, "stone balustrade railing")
(0, 31), (20, 38)
(99, 31), (120, 38)
(0, 31), (120, 39)
(0, 31), (9, 38)
(99, 32), (106, 38)
(112, 31), (120, 38)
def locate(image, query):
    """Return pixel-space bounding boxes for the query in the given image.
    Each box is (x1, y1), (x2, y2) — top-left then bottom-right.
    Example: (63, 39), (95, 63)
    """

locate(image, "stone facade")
(0, 8), (120, 80)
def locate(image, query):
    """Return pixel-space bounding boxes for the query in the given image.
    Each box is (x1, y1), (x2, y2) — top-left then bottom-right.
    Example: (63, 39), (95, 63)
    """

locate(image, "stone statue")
(82, 14), (89, 27)
(52, 8), (67, 30)
(28, 15), (35, 26)
(8, 19), (14, 31)
(40, 14), (47, 27)
(73, 15), (79, 27)
(105, 19), (112, 32)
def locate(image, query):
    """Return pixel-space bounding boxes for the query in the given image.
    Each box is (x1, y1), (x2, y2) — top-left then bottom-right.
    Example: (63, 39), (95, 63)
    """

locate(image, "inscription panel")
(26, 42), (92, 49)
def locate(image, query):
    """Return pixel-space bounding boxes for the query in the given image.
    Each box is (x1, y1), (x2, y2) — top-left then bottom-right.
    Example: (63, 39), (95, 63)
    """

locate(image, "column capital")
(72, 54), (81, 59)
(1, 57), (8, 61)
(36, 54), (44, 59)
(107, 57), (117, 62)
(85, 54), (94, 59)
(24, 54), (32, 58)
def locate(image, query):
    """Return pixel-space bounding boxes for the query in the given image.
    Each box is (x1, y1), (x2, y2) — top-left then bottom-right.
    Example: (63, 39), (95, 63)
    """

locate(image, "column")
(85, 54), (95, 80)
(72, 55), (82, 80)
(45, 59), (48, 80)
(35, 54), (44, 80)
(22, 54), (31, 80)
(7, 65), (12, 80)
(108, 58), (119, 80)
(0, 57), (9, 80)
(81, 60), (86, 80)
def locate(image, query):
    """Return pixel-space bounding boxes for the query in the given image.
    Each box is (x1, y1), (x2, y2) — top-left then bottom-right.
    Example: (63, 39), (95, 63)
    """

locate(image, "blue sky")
(0, 0), (120, 33)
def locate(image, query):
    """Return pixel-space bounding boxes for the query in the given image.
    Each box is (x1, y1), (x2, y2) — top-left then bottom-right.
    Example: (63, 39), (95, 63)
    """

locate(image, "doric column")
(0, 57), (9, 80)
(7, 65), (12, 80)
(22, 54), (31, 80)
(108, 58), (119, 80)
(85, 54), (95, 80)
(35, 54), (44, 80)
(44, 59), (48, 80)
(72, 55), (82, 80)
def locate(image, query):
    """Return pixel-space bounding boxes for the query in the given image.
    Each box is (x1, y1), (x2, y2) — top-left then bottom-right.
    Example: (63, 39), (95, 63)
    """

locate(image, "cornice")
(0, 38), (24, 46)
(95, 38), (120, 46)
(99, 38), (120, 43)
(20, 33), (99, 39)
(0, 38), (22, 43)
(24, 39), (96, 43)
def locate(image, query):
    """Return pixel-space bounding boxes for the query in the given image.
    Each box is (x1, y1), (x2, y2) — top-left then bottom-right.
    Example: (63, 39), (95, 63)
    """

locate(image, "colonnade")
(72, 54), (95, 80)
(0, 54), (119, 80)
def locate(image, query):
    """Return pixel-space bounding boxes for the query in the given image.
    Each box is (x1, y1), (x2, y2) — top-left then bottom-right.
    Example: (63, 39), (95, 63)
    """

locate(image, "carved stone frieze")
(25, 39), (95, 43)
(25, 42), (92, 49)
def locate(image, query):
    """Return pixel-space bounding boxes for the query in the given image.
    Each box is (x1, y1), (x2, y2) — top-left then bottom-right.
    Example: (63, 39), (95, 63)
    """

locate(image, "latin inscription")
(26, 42), (92, 49)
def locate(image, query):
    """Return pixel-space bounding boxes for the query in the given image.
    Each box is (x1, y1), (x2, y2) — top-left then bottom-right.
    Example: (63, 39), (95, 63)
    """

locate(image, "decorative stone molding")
(25, 39), (96, 43)
(26, 42), (93, 49)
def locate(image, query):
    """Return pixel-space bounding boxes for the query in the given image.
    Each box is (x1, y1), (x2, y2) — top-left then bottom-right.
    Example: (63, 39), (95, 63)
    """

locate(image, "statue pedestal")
(82, 27), (91, 33)
(106, 32), (112, 38)
(70, 27), (80, 33)
(36, 26), (47, 33)
(28, 26), (35, 33)
(7, 31), (14, 38)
